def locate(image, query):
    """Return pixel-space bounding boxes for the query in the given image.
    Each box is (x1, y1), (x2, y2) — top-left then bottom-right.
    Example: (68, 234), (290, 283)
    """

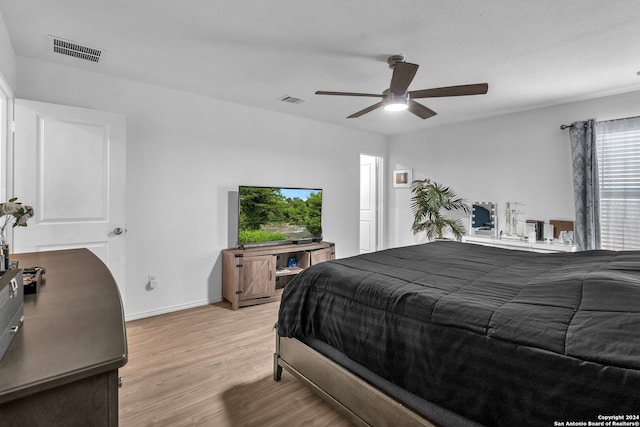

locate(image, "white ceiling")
(2, 0), (640, 136)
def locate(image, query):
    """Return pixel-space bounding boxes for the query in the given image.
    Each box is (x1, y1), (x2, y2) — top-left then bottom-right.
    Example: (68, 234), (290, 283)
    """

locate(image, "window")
(596, 116), (640, 250)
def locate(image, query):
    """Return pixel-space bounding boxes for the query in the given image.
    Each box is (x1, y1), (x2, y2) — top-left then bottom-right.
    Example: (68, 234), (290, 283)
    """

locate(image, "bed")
(273, 241), (640, 426)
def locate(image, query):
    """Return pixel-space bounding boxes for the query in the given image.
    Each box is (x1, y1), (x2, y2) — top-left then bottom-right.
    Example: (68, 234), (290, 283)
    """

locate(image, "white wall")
(0, 11), (15, 92)
(14, 56), (387, 319)
(387, 90), (640, 248)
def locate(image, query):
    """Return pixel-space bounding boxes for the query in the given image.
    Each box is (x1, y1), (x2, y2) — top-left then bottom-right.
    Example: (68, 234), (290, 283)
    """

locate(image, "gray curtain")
(569, 119), (600, 250)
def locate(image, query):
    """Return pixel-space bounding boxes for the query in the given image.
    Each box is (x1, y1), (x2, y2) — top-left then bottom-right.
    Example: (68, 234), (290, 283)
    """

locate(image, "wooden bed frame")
(273, 330), (437, 427)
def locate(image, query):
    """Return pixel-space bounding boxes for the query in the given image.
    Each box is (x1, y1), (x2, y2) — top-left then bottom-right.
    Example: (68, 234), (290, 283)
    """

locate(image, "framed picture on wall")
(392, 169), (412, 188)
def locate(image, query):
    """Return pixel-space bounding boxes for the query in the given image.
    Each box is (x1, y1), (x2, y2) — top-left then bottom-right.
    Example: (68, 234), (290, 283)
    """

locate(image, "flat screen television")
(237, 186), (323, 247)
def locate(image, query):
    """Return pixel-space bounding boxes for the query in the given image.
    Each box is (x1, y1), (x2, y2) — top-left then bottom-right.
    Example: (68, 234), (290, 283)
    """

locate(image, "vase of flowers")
(0, 197), (34, 271)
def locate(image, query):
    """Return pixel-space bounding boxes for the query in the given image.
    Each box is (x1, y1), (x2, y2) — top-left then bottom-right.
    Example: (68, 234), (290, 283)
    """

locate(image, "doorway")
(0, 73), (12, 204)
(359, 153), (383, 254)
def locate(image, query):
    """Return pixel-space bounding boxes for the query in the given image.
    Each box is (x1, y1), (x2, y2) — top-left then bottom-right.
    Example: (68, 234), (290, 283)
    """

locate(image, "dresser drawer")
(0, 269), (23, 361)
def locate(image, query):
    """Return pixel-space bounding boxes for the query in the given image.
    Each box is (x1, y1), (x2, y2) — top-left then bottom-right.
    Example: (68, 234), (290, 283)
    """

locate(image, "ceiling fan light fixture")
(383, 93), (408, 112)
(315, 57), (488, 120)
(384, 102), (408, 112)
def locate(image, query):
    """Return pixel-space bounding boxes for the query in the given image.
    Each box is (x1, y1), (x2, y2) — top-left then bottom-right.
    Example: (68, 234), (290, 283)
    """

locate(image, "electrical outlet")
(148, 274), (159, 290)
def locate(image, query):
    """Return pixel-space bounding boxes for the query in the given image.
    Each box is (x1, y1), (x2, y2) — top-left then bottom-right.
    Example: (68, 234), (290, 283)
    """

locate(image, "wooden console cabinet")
(222, 241), (335, 310)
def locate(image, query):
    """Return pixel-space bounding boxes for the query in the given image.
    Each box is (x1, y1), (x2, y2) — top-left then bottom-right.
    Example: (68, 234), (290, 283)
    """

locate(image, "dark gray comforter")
(277, 241), (640, 426)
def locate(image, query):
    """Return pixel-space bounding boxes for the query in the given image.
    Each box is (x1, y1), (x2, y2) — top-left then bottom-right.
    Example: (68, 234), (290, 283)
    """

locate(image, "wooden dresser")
(462, 235), (577, 253)
(0, 249), (127, 426)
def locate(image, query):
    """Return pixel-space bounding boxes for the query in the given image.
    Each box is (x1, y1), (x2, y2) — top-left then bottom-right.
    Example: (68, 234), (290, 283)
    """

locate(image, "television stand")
(294, 238), (314, 245)
(222, 241), (335, 310)
(239, 241), (285, 249)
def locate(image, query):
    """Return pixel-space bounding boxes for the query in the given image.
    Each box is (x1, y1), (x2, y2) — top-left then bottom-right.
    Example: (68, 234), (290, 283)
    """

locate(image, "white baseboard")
(125, 297), (223, 321)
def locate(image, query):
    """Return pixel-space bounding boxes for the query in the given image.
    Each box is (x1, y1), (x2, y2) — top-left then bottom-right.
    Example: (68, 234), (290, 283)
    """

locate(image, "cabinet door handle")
(269, 271), (272, 281)
(9, 278), (18, 298)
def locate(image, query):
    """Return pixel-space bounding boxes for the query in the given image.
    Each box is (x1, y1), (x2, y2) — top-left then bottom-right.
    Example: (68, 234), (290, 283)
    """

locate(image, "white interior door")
(12, 99), (126, 300)
(360, 154), (381, 254)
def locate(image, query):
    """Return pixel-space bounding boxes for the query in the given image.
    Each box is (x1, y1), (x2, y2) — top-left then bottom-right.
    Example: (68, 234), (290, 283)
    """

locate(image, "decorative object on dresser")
(0, 197), (34, 236)
(525, 219), (544, 242)
(543, 223), (555, 242)
(549, 220), (574, 240)
(222, 241), (335, 310)
(410, 179), (470, 240)
(22, 266), (45, 294)
(470, 202), (497, 236)
(503, 201), (523, 237)
(0, 197), (34, 273)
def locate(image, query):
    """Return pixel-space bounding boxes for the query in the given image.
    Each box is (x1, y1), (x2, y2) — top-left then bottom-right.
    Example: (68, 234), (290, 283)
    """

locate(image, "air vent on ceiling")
(278, 95), (305, 104)
(48, 35), (104, 63)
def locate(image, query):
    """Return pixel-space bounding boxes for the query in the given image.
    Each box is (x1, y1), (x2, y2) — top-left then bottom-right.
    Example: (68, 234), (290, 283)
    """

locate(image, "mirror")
(471, 202), (497, 236)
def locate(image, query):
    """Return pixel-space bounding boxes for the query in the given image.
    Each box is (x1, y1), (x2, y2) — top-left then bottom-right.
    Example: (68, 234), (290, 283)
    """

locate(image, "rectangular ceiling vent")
(48, 35), (104, 63)
(278, 95), (305, 104)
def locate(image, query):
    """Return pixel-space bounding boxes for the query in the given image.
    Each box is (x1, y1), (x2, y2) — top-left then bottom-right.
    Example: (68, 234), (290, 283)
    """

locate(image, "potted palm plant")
(410, 179), (470, 241)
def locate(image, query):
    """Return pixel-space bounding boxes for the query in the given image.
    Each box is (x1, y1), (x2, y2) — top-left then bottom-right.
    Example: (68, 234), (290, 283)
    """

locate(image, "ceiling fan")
(315, 55), (489, 119)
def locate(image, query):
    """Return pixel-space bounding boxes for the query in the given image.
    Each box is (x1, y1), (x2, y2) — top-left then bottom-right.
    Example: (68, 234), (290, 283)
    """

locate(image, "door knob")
(114, 227), (124, 235)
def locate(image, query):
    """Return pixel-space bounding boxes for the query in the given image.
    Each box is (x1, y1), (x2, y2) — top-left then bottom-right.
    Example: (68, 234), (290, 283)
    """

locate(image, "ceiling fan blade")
(315, 91), (383, 98)
(389, 62), (419, 95)
(409, 83), (489, 99)
(347, 101), (384, 118)
(408, 100), (437, 120)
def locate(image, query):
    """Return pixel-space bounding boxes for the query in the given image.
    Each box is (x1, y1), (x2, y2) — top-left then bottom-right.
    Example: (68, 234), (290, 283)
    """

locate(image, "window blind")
(596, 117), (640, 250)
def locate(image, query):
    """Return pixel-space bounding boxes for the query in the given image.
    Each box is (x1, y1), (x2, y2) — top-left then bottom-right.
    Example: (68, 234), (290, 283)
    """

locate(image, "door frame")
(359, 151), (384, 252)
(0, 73), (14, 240)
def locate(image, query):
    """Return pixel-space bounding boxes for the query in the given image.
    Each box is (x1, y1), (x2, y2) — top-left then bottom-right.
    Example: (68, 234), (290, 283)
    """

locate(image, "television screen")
(238, 186), (323, 246)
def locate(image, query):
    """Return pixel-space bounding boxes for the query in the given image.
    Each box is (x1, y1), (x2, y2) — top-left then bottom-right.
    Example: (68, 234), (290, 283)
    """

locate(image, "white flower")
(0, 197), (34, 239)
(0, 203), (20, 215)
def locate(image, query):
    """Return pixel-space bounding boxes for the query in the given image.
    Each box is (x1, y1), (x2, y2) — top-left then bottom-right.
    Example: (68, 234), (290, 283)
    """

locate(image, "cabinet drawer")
(0, 270), (23, 361)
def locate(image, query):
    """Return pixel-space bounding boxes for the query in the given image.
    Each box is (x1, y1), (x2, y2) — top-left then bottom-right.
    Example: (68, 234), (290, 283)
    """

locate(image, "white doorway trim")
(0, 72), (14, 205)
(359, 152), (384, 253)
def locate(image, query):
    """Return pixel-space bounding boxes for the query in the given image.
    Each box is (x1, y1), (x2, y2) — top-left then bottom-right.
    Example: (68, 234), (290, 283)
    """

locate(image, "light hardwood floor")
(119, 301), (353, 426)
